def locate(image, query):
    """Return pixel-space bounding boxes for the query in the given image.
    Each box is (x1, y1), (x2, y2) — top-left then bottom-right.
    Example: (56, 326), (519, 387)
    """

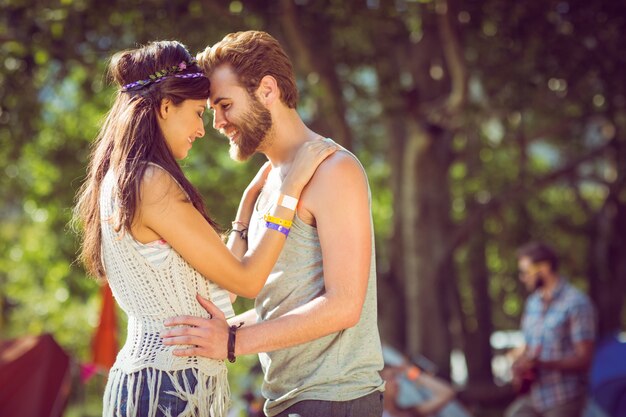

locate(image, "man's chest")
(523, 300), (572, 347)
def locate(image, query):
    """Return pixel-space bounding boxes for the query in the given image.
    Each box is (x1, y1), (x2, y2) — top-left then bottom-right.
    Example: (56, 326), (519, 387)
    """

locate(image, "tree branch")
(446, 142), (612, 258)
(436, 0), (468, 113)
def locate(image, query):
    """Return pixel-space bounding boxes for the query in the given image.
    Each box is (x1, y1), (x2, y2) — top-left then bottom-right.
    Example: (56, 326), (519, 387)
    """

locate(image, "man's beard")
(533, 274), (545, 291)
(228, 96), (272, 161)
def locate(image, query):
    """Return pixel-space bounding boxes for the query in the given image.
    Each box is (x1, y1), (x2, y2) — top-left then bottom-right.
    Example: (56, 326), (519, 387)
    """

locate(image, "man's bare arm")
(236, 152), (371, 355)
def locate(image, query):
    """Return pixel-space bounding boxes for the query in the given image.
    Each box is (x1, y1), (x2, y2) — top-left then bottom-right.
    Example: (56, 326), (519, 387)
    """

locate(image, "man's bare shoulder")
(309, 149), (367, 188)
(300, 149), (368, 215)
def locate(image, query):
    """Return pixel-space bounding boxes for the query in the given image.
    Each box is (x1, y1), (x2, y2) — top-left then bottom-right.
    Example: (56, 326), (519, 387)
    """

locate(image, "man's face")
(208, 65), (272, 161)
(518, 256), (545, 292)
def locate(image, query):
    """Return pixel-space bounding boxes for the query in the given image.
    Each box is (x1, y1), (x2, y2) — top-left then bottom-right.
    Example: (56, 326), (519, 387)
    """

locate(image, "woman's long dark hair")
(74, 40), (218, 279)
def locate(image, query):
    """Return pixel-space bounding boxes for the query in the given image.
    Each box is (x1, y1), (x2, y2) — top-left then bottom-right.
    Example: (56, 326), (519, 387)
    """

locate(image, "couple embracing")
(75, 31), (384, 417)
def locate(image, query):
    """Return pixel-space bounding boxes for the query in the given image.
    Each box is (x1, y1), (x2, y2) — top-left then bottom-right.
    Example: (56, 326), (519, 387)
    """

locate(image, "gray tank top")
(248, 145), (385, 416)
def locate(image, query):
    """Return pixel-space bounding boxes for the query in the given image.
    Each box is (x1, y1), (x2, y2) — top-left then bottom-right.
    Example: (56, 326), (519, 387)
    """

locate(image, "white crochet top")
(100, 165), (233, 417)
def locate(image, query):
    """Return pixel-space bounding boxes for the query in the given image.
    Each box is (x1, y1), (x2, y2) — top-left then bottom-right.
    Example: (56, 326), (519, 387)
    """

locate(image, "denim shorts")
(115, 368), (198, 417)
(274, 390), (384, 417)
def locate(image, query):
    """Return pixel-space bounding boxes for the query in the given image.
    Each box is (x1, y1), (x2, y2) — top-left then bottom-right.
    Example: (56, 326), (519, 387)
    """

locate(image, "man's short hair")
(197, 30), (299, 108)
(516, 241), (559, 272)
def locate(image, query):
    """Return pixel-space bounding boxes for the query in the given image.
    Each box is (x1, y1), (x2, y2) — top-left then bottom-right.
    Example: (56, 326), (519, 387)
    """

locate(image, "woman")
(74, 40), (336, 417)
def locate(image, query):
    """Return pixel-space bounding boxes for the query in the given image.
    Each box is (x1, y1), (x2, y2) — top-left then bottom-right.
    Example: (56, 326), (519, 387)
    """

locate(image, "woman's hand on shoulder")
(282, 138), (338, 195)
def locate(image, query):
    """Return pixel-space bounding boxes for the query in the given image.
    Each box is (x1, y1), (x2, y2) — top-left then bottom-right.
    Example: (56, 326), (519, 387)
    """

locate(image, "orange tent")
(91, 283), (118, 370)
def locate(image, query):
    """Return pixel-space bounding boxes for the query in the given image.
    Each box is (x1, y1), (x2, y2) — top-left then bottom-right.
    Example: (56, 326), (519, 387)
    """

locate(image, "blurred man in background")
(505, 242), (596, 417)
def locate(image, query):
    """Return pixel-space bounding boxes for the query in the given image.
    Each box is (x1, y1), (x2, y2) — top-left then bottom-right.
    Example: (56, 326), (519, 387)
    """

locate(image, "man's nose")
(213, 110), (226, 130)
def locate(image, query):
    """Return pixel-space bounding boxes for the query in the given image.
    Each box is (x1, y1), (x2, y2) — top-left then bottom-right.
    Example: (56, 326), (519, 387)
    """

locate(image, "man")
(505, 242), (595, 417)
(161, 31), (385, 417)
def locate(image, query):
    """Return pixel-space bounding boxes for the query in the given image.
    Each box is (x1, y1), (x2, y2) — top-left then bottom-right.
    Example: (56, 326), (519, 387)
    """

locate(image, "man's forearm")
(235, 294), (359, 356)
(229, 308), (258, 327)
(538, 354), (591, 372)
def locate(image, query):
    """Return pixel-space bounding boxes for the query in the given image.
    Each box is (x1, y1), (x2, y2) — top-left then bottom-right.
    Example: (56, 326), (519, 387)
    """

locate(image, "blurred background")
(1, 0), (625, 416)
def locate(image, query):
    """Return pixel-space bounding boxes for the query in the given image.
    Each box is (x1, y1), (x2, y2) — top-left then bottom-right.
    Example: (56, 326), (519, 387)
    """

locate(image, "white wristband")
(277, 193), (298, 211)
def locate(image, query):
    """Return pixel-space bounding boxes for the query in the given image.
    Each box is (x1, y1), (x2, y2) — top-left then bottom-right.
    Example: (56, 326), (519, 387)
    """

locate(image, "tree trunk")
(379, 116), (408, 349)
(410, 123), (455, 376)
(379, 110), (456, 376)
(276, 0), (354, 149)
(461, 233), (495, 383)
(588, 130), (626, 338)
(375, 0), (465, 377)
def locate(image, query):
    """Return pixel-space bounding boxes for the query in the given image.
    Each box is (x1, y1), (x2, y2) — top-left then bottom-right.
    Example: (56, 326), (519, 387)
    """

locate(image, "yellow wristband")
(263, 213), (293, 228)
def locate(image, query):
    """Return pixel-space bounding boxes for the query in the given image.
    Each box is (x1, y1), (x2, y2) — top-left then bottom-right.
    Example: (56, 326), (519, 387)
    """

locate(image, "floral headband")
(121, 59), (206, 92)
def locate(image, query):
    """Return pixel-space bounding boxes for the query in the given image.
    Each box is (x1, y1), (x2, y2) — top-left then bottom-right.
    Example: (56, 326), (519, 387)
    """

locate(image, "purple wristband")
(265, 221), (290, 237)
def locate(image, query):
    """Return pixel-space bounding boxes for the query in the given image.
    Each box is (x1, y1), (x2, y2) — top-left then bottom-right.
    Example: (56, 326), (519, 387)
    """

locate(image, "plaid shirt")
(521, 278), (595, 412)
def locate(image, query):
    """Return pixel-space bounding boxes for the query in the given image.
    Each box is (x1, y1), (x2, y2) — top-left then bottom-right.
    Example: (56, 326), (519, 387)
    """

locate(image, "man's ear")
(256, 75), (279, 106)
(158, 98), (172, 119)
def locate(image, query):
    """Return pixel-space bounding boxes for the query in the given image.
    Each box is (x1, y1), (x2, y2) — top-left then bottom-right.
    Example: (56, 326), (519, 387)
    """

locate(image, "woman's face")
(157, 98), (207, 160)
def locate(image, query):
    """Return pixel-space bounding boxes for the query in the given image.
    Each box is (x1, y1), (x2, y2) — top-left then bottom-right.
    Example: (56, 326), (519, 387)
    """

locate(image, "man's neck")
(261, 108), (320, 167)
(539, 273), (561, 301)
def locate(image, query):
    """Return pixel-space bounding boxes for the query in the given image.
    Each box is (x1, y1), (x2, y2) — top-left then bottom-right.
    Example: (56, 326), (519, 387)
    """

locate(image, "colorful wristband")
(230, 228), (248, 241)
(231, 220), (249, 229)
(265, 221), (290, 237)
(227, 322), (244, 363)
(277, 193), (298, 211)
(263, 213), (293, 228)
